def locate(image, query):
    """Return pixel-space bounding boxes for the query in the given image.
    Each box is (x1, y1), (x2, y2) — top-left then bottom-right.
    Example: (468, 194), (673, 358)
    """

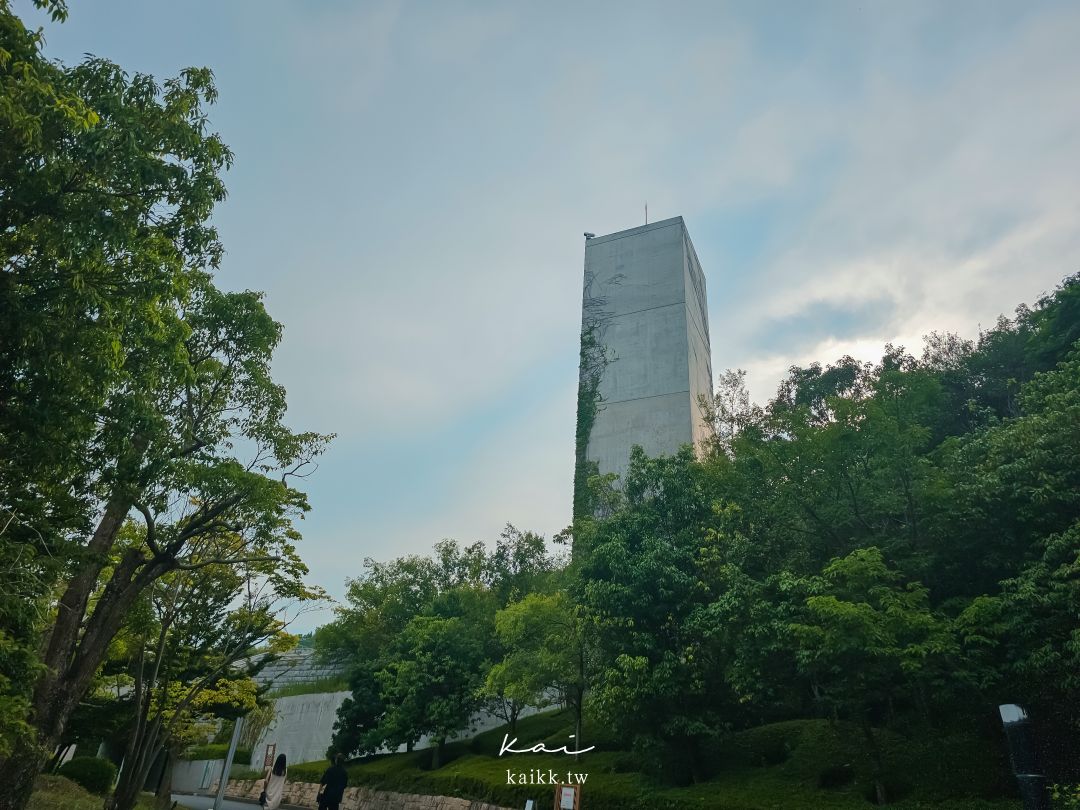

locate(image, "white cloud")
(705, 2), (1080, 403)
(43, 0), (1080, 602)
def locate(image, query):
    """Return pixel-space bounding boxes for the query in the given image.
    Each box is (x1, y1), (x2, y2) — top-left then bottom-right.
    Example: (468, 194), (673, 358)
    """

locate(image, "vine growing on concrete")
(572, 269), (619, 520)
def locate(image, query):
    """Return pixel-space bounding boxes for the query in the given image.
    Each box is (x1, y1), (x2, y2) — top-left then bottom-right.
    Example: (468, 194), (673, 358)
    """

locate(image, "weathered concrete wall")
(683, 226), (713, 452)
(215, 778), (514, 810)
(172, 758), (224, 793)
(248, 691), (351, 768)
(248, 691), (548, 768)
(581, 216), (713, 482)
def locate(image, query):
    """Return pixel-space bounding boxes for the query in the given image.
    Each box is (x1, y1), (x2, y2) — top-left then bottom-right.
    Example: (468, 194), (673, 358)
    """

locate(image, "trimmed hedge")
(280, 714), (1020, 810)
(55, 757), (116, 795)
(184, 743), (252, 762)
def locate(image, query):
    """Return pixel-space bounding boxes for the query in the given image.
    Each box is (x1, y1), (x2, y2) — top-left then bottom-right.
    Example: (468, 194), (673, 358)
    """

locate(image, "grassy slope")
(288, 711), (1022, 810)
(29, 775), (156, 810)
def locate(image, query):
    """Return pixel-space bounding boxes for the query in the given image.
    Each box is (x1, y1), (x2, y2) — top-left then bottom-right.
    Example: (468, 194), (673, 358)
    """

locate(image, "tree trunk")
(0, 663), (91, 810)
(860, 717), (887, 806)
(431, 738), (445, 769)
(688, 736), (704, 785)
(154, 751), (174, 810)
(109, 739), (160, 810)
(109, 768), (146, 810)
(110, 713), (166, 810)
(573, 699), (583, 763)
(0, 496), (144, 810)
(0, 734), (51, 810)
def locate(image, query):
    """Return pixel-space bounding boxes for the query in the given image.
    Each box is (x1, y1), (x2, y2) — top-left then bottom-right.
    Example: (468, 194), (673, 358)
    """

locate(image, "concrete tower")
(575, 216), (713, 495)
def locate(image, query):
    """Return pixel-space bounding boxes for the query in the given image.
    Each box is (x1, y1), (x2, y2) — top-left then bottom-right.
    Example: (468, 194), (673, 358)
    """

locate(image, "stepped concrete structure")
(578, 216), (713, 483)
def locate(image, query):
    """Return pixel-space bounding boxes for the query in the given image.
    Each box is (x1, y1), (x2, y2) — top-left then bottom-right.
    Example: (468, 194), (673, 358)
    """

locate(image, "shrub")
(184, 743), (252, 762)
(56, 757), (117, 795)
(229, 764), (264, 780)
(1051, 783), (1080, 809)
(287, 760), (329, 783)
(608, 753), (645, 774)
(415, 741), (468, 770)
(739, 722), (797, 766)
(470, 708), (574, 756)
(818, 763), (856, 789)
(30, 775), (110, 810)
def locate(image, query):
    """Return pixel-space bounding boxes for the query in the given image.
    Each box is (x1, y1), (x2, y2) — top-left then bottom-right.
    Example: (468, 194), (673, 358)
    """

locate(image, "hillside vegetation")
(289, 710), (1021, 810)
(28, 776), (154, 810)
(316, 275), (1080, 806)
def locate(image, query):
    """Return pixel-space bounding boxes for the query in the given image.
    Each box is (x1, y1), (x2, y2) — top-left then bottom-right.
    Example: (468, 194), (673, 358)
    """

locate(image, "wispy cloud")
(31, 0), (1080, 621)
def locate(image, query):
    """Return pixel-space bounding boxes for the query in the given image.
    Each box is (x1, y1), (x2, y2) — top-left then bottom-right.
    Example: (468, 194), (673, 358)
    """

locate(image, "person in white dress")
(260, 753), (287, 809)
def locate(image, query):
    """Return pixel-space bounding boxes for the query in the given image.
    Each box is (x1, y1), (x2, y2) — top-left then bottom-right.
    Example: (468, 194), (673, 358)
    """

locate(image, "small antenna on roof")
(645, 201), (648, 225)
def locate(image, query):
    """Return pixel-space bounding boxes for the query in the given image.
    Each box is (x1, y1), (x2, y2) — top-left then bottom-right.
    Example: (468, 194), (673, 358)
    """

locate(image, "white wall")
(172, 758), (224, 793)
(582, 216), (713, 482)
(246, 691), (552, 768)
(247, 691), (350, 768)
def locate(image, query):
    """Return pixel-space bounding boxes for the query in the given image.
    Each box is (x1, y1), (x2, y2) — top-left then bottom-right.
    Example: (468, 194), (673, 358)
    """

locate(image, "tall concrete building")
(575, 216), (713, 493)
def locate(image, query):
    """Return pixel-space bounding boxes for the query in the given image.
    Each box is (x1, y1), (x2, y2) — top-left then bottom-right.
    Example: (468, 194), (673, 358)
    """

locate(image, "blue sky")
(22, 0), (1080, 629)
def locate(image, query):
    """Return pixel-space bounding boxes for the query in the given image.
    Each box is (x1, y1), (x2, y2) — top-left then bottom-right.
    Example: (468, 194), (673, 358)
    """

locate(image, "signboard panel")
(554, 784), (579, 810)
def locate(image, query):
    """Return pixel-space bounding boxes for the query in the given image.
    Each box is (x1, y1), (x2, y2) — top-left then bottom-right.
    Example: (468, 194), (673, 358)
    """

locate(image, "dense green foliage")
(0, 3), (327, 808)
(568, 274), (1080, 799)
(106, 552), (305, 810)
(28, 775), (154, 810)
(317, 526), (559, 764)
(184, 744), (253, 763)
(323, 274), (1080, 806)
(285, 710), (1018, 810)
(265, 678), (348, 698)
(55, 757), (116, 796)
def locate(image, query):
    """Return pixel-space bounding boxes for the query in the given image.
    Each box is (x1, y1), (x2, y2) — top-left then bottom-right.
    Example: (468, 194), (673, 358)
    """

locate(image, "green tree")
(790, 547), (956, 805)
(576, 447), (725, 783)
(0, 0), (104, 759)
(0, 8), (329, 805)
(377, 610), (490, 768)
(329, 660), (387, 759)
(950, 354), (1080, 758)
(487, 524), (559, 604)
(318, 550), (448, 759)
(108, 539), (308, 810)
(486, 591), (591, 741)
(699, 367), (760, 457)
(322, 536), (554, 760)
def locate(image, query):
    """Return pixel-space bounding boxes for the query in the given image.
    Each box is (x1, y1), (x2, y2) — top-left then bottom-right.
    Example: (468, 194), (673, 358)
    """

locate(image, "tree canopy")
(0, 4), (328, 807)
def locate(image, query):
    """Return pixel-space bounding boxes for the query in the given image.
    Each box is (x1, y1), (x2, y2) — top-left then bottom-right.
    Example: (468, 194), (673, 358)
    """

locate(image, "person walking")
(259, 753), (287, 809)
(317, 753), (348, 810)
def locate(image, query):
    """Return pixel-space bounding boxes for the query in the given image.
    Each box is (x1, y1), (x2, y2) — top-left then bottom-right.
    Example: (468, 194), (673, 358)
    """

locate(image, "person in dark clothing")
(317, 753), (348, 810)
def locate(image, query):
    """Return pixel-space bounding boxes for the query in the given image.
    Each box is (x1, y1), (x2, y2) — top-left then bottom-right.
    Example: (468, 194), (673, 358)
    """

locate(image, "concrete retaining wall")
(173, 758), (224, 793)
(248, 691), (549, 768)
(214, 778), (514, 810)
(248, 691), (351, 768)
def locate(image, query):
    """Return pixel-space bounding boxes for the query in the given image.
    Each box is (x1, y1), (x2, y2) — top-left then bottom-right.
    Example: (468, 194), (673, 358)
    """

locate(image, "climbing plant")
(573, 268), (619, 519)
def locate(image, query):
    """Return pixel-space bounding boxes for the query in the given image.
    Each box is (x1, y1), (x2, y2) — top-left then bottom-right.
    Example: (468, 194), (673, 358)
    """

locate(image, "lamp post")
(213, 716), (244, 810)
(998, 704), (1049, 810)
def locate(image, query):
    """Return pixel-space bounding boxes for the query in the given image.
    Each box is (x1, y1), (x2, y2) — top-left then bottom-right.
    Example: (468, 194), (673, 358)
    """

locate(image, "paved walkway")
(171, 794), (306, 810)
(172, 795), (258, 810)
